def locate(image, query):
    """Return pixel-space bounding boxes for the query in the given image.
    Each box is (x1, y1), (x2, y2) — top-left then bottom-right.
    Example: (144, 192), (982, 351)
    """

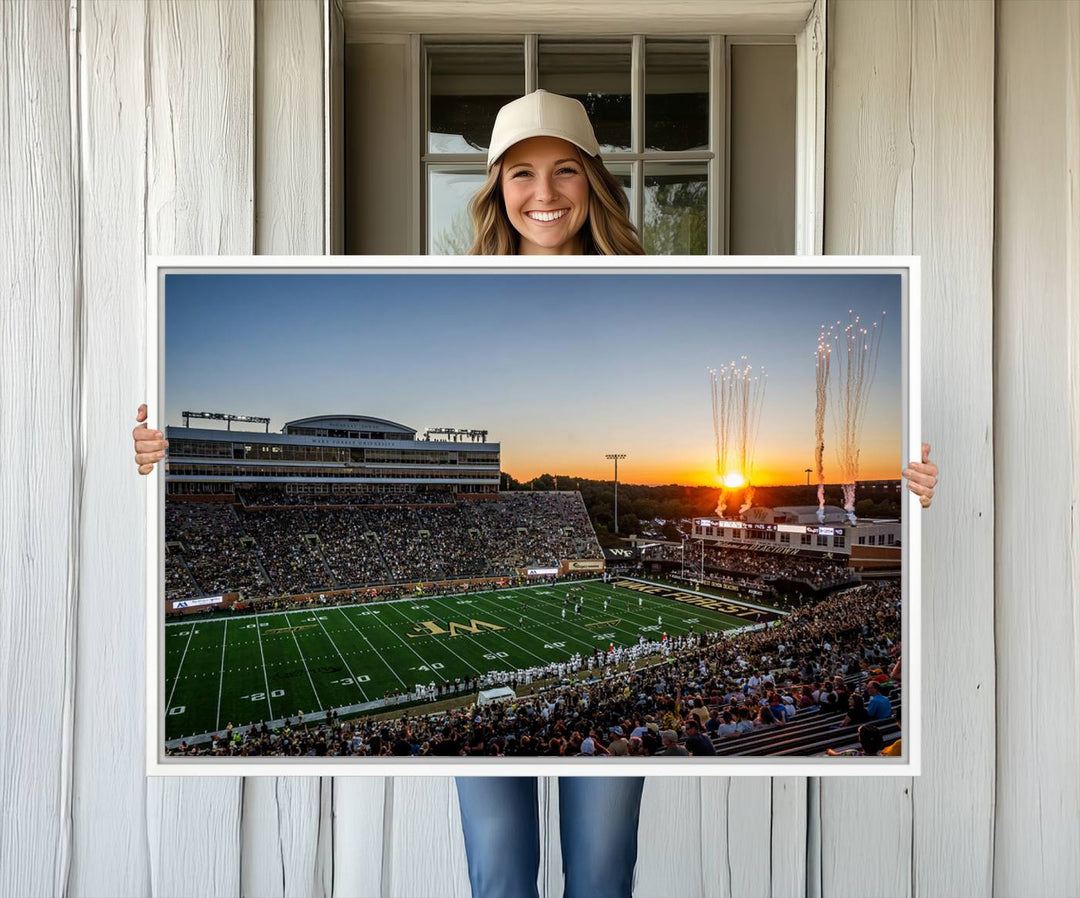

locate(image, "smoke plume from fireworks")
(709, 359), (767, 517)
(814, 326), (831, 523)
(827, 310), (885, 524)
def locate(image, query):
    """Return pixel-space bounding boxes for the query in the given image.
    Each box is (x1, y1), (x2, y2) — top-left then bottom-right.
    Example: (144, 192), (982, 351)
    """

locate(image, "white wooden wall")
(1, 1), (1077, 896)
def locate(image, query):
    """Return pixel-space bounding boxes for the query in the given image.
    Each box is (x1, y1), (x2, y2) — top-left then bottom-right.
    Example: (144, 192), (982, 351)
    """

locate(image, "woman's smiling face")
(499, 136), (590, 254)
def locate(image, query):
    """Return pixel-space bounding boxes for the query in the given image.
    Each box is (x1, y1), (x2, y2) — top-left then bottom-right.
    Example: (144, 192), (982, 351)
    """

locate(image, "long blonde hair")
(468, 151), (645, 255)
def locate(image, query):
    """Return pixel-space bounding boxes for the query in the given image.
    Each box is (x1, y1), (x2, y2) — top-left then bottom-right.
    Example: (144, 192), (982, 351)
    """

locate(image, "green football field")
(163, 578), (781, 742)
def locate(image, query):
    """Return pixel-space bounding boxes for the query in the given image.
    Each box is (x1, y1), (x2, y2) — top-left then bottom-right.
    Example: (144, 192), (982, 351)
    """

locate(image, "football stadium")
(162, 412), (902, 760)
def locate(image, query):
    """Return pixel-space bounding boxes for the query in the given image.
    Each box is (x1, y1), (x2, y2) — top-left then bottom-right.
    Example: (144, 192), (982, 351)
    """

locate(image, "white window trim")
(411, 1), (826, 256)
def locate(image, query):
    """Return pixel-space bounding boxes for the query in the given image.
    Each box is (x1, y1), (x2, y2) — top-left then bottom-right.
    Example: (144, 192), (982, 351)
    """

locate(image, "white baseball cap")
(486, 90), (601, 168)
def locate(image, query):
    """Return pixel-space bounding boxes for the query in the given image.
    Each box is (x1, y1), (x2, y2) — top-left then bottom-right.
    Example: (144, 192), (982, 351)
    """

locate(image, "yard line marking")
(380, 601), (484, 677)
(501, 585), (642, 647)
(579, 582), (750, 631)
(165, 622), (197, 714)
(215, 619), (228, 732)
(335, 608), (411, 689)
(314, 613), (368, 702)
(425, 594), (564, 663)
(480, 589), (599, 651)
(284, 612), (324, 711)
(253, 609), (275, 720)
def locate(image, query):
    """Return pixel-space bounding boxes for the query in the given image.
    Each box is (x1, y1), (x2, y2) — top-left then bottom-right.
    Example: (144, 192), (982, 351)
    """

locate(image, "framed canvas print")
(145, 255), (920, 776)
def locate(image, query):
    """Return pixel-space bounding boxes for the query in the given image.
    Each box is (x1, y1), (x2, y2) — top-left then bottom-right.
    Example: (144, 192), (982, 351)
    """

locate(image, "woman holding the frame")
(132, 90), (938, 898)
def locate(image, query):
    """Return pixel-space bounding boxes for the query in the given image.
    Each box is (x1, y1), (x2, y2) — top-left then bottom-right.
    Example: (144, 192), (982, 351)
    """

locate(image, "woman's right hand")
(133, 403), (168, 474)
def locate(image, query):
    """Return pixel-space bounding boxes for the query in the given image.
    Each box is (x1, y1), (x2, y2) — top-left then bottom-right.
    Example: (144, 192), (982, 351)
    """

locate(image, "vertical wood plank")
(0, 1), (78, 895)
(384, 778), (471, 898)
(994, 2), (1080, 893)
(634, 779), (706, 897)
(332, 779), (387, 897)
(242, 2), (329, 896)
(254, 0), (324, 256)
(697, 779), (775, 898)
(771, 777), (808, 898)
(908, 2), (995, 896)
(821, 3), (915, 895)
(145, 2), (254, 894)
(823, 3), (996, 898)
(327, 0), (345, 255)
(70, 1), (153, 894)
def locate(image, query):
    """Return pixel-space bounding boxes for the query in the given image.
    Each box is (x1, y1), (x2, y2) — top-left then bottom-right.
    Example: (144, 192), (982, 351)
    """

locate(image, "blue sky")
(165, 272), (903, 485)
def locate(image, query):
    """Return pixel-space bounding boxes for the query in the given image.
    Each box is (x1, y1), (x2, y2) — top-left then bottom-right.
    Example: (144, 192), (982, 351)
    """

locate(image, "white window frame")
(396, 1), (825, 255)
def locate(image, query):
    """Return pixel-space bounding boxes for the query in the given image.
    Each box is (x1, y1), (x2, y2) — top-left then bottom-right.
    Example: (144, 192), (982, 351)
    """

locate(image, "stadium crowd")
(167, 582), (901, 758)
(642, 542), (856, 589)
(236, 485), (458, 507)
(164, 490), (602, 602)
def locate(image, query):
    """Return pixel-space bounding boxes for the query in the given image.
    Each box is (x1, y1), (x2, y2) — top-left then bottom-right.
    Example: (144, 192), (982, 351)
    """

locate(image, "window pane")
(643, 163), (707, 254)
(428, 167), (487, 254)
(645, 40), (709, 152)
(427, 44), (524, 154)
(729, 44), (795, 253)
(604, 163), (634, 217)
(538, 40), (632, 153)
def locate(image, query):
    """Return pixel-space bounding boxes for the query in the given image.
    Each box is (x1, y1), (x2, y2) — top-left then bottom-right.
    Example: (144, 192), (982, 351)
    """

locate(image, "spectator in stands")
(865, 680), (892, 721)
(882, 704), (902, 756)
(715, 710), (739, 739)
(658, 730), (690, 756)
(755, 706), (780, 729)
(768, 692), (790, 724)
(683, 718), (716, 756)
(736, 706), (756, 735)
(607, 726), (629, 756)
(841, 693), (870, 727)
(827, 723), (886, 757)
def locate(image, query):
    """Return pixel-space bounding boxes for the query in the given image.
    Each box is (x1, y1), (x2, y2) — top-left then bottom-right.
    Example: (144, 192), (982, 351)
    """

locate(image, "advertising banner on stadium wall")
(147, 256), (921, 777)
(561, 559), (605, 574)
(171, 595), (223, 610)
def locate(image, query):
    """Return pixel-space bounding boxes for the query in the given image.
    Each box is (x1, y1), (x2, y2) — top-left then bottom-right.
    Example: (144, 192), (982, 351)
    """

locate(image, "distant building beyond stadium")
(688, 505), (901, 572)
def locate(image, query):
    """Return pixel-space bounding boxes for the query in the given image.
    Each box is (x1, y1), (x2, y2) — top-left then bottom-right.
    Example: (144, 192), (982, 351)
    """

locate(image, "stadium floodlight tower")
(422, 427), (489, 443)
(605, 452), (627, 534)
(181, 411), (270, 432)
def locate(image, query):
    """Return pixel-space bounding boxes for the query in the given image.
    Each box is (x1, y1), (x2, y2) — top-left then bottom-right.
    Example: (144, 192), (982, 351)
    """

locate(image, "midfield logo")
(407, 619), (506, 638)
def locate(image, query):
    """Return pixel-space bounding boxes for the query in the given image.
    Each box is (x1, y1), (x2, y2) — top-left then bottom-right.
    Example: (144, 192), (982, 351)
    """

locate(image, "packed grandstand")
(162, 412), (903, 759)
(166, 490), (600, 601)
(166, 583), (903, 759)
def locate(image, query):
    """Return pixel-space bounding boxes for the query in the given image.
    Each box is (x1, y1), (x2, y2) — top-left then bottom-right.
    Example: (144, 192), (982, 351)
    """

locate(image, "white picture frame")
(146, 254), (920, 777)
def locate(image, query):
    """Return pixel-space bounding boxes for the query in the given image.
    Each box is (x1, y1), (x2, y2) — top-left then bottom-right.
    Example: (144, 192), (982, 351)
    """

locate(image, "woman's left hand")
(902, 442), (938, 509)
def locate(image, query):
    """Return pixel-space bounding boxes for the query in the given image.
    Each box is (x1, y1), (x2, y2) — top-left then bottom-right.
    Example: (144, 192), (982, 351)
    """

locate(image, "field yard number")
(641, 625), (659, 633)
(482, 652), (509, 660)
(358, 610), (381, 615)
(242, 623), (268, 629)
(685, 618), (700, 624)
(332, 676), (370, 685)
(414, 663), (445, 672)
(596, 633), (615, 640)
(544, 642), (567, 649)
(242, 690), (286, 701)
(168, 706), (185, 716)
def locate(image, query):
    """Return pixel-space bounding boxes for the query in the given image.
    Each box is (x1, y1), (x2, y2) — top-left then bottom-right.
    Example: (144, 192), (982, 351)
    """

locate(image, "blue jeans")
(455, 776), (645, 898)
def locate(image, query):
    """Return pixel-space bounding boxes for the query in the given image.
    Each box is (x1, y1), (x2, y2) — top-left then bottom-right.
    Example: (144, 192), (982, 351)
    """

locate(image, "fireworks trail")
(708, 359), (768, 516)
(814, 326), (832, 523)
(827, 310), (885, 524)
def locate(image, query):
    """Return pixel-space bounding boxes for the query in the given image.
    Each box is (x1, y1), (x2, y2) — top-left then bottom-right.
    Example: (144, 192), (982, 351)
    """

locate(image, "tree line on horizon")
(502, 472), (901, 544)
